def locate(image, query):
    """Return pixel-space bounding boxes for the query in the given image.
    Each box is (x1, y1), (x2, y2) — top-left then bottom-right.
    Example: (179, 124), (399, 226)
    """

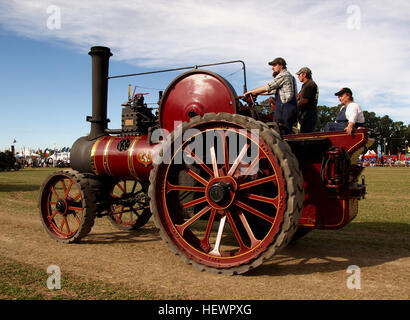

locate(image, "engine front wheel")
(38, 170), (99, 243)
(149, 113), (304, 274)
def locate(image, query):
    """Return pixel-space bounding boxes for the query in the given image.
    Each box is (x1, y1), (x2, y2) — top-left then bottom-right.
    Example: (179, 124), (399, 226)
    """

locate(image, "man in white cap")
(324, 88), (365, 134)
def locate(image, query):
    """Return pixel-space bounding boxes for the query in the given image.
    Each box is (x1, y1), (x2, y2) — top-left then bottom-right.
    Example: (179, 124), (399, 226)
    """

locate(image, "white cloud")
(1, 0), (409, 123)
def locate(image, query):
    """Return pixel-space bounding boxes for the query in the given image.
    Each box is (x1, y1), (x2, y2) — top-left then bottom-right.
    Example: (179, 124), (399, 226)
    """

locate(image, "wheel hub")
(208, 182), (231, 204)
(56, 199), (67, 213)
(206, 177), (237, 209)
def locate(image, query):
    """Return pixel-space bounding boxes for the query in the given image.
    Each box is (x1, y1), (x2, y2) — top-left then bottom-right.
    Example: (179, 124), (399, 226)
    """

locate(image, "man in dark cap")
(244, 57), (298, 135)
(296, 67), (319, 133)
(323, 87), (365, 134)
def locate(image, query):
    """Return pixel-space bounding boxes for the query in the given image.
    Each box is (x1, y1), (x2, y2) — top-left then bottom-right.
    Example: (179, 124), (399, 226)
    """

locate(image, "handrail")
(107, 60), (248, 93)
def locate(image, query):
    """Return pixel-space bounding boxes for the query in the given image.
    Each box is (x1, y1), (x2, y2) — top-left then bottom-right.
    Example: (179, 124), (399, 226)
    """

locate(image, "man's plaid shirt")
(265, 69), (298, 103)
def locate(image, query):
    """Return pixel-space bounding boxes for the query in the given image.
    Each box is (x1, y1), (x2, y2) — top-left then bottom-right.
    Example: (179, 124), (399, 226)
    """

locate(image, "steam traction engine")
(38, 47), (373, 274)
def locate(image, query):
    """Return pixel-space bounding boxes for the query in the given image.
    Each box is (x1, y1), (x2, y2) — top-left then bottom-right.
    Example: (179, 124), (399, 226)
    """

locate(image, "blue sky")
(1, 0), (410, 153)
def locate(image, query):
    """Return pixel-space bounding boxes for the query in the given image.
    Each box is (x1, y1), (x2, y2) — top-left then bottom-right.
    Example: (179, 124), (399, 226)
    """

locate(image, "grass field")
(0, 168), (159, 299)
(0, 167), (409, 300)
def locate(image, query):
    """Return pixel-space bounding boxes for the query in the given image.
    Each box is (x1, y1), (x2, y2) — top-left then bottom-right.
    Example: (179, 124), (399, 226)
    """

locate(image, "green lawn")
(0, 166), (409, 299)
(0, 168), (160, 299)
(352, 167), (410, 229)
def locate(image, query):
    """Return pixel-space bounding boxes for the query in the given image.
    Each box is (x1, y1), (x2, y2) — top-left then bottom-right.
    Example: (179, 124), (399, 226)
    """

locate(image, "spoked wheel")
(38, 170), (99, 243)
(149, 113), (304, 274)
(107, 180), (151, 231)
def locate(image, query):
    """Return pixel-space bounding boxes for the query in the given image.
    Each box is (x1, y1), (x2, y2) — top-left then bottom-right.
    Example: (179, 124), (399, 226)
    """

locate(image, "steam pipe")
(87, 46), (112, 140)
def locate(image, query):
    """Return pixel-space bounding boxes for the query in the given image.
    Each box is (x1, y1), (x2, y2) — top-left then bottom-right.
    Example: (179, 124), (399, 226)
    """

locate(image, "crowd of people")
(244, 57), (365, 135)
(16, 156), (70, 168)
(360, 155), (410, 167)
(0, 147), (71, 171)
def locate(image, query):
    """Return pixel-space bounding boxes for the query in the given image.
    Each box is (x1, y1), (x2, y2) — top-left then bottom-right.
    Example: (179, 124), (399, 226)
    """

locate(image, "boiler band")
(90, 135), (156, 180)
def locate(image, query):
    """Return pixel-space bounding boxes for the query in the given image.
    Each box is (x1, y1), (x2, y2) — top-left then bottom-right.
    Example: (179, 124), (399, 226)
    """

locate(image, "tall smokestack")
(87, 46), (112, 140)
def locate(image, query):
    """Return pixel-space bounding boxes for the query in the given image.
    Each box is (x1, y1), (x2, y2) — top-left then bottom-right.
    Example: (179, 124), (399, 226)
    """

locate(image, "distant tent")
(364, 150), (377, 159)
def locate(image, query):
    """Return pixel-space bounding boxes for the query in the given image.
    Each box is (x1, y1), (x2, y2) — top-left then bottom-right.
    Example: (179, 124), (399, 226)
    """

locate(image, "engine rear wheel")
(149, 113), (304, 274)
(38, 170), (99, 243)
